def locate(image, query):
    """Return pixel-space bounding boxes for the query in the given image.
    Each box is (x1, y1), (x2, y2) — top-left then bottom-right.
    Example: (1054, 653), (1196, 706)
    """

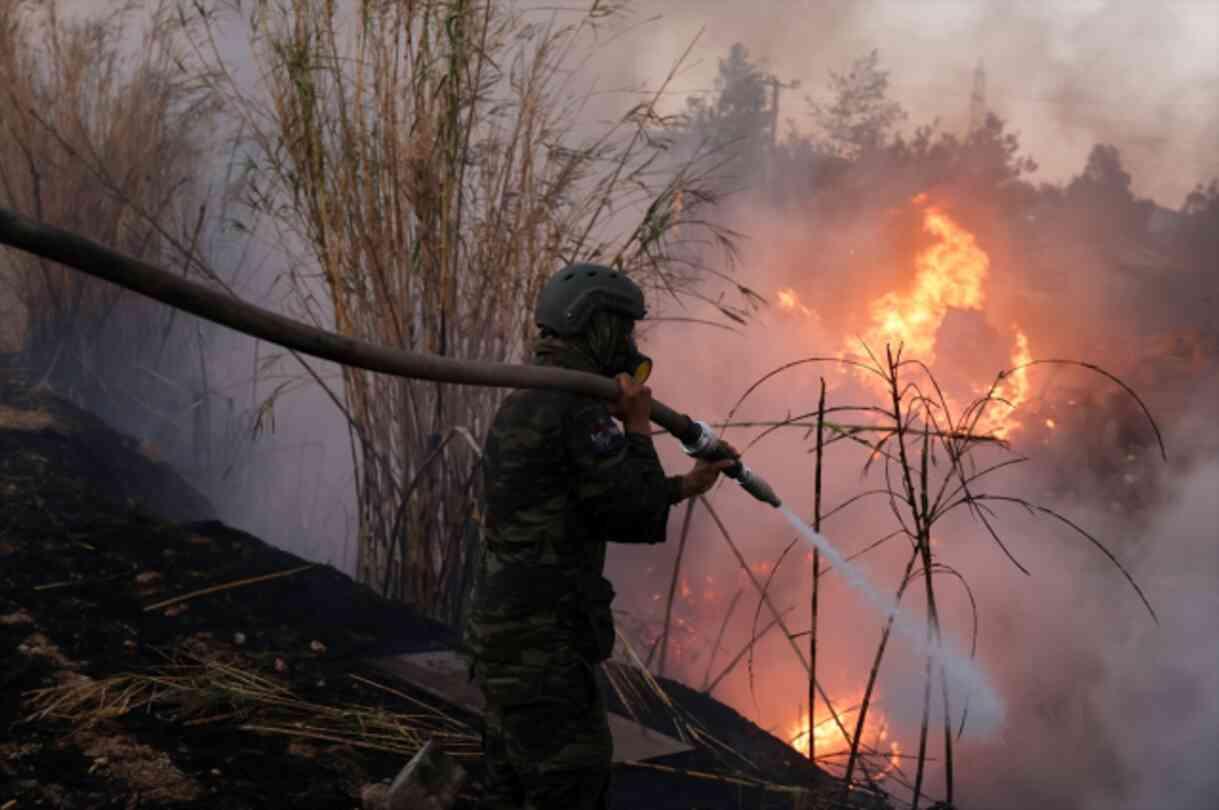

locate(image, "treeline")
(679, 44), (1217, 293)
(677, 43), (1216, 369)
(676, 42), (1219, 509)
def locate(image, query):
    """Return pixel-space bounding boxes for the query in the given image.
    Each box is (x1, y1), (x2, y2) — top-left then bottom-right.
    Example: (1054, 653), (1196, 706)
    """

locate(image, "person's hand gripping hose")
(680, 420), (782, 507)
(609, 372), (654, 434)
(612, 374), (735, 501)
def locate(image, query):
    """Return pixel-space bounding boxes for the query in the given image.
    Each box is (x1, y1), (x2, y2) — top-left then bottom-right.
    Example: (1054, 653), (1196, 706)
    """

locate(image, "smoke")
(950, 382), (1219, 810)
(597, 6), (1218, 795)
(16, 2), (1214, 804)
(617, 183), (1218, 807)
(778, 503), (1007, 735)
(158, 4), (1213, 804)
(601, 0), (1218, 207)
(25, 0), (361, 574)
(598, 5), (1219, 796)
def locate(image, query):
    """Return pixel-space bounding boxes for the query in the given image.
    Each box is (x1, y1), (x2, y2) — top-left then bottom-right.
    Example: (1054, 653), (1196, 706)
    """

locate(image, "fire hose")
(0, 206), (780, 507)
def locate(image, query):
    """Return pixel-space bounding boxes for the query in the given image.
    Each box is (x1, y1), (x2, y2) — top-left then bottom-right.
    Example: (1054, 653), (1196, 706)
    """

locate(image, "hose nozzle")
(681, 420), (782, 508)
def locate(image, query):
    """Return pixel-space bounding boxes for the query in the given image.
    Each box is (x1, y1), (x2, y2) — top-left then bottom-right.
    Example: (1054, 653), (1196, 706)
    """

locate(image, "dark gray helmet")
(535, 263), (647, 337)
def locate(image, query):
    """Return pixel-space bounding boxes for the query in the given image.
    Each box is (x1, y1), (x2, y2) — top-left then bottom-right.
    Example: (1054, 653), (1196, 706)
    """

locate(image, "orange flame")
(776, 287), (814, 318)
(848, 199), (1033, 438)
(788, 705), (903, 779)
(988, 329), (1032, 438)
(862, 205), (989, 362)
(761, 198), (1035, 777)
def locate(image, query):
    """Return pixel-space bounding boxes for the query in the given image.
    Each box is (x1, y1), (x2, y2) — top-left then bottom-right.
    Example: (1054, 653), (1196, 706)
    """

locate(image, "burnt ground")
(0, 372), (467, 809)
(0, 368), (884, 810)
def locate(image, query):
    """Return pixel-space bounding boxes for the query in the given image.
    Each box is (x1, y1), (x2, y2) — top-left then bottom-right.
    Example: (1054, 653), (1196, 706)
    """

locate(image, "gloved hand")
(610, 372), (653, 434)
(679, 440), (738, 500)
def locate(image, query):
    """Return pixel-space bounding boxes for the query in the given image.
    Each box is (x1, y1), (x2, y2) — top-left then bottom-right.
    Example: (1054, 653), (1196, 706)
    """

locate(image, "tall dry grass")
(181, 0), (741, 621)
(692, 344), (1163, 808)
(0, 0), (236, 472)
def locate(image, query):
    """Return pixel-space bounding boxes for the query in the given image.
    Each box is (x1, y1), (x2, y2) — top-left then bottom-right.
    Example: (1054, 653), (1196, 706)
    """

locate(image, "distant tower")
(969, 60), (987, 134)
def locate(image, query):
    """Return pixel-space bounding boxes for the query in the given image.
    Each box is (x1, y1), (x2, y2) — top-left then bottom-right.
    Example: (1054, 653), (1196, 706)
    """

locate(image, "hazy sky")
(53, 1), (1217, 205)
(610, 0), (1218, 207)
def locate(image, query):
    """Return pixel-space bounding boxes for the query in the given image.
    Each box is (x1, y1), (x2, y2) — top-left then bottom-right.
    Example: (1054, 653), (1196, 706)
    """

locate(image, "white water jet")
(778, 503), (1006, 734)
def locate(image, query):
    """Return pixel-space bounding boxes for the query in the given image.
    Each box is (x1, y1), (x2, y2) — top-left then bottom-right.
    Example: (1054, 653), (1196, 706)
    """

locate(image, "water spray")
(0, 205), (1003, 727)
(689, 402), (1003, 727)
(779, 504), (1005, 731)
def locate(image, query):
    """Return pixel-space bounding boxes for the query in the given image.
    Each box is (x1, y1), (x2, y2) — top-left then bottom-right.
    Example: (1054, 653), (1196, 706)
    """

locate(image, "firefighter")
(464, 263), (733, 809)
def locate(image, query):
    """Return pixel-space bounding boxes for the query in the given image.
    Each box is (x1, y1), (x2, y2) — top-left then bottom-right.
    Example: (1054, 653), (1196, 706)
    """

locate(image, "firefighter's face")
(587, 311), (652, 382)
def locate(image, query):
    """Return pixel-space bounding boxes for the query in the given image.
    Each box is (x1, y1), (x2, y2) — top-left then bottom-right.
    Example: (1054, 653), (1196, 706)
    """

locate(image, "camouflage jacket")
(464, 337), (683, 666)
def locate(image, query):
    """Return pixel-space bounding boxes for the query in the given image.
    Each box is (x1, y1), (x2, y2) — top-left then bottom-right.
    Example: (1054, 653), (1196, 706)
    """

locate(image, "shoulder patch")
(588, 416), (626, 456)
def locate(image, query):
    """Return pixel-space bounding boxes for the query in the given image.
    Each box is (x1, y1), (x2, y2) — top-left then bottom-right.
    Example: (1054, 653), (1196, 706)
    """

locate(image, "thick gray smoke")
(627, 208), (1218, 809)
(181, 4), (1214, 804)
(24, 3), (1216, 807)
(606, 7), (1216, 798)
(594, 6), (1218, 804)
(602, 0), (1218, 207)
(36, 0), (361, 574)
(952, 390), (1219, 810)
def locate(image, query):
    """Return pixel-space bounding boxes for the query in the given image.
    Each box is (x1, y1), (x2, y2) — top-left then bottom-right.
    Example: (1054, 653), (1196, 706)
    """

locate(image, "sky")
(54, 0), (1217, 205)
(600, 0), (1218, 207)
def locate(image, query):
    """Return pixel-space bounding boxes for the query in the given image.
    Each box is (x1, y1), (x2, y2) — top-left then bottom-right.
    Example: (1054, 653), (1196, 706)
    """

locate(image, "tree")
(683, 43), (778, 182)
(1065, 144), (1142, 238)
(1068, 144), (1134, 204)
(1183, 179), (1219, 220)
(810, 49), (906, 159)
(1180, 179), (1218, 315)
(956, 112), (1038, 191)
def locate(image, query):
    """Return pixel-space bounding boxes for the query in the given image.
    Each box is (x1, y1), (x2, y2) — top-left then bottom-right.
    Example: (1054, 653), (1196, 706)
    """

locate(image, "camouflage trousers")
(474, 650), (613, 810)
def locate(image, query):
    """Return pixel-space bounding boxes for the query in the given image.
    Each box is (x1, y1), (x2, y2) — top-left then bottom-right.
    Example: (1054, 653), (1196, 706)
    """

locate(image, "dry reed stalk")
(0, 1), (284, 522)
(611, 628), (768, 778)
(808, 378), (825, 764)
(876, 346), (934, 810)
(24, 647), (479, 759)
(657, 496), (697, 678)
(748, 534), (802, 710)
(699, 586), (743, 692)
(839, 547), (917, 796)
(703, 607), (791, 696)
(141, 563), (316, 613)
(696, 496), (857, 754)
(724, 334), (1162, 807)
(0, 1), (217, 373)
(179, 0), (742, 619)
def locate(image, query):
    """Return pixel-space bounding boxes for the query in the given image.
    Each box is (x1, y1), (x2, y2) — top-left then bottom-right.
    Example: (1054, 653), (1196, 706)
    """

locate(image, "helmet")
(535, 263), (647, 337)
(535, 263), (652, 383)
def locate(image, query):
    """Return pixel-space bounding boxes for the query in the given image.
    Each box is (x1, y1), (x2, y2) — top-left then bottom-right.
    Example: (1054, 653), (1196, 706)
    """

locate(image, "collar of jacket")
(531, 335), (606, 376)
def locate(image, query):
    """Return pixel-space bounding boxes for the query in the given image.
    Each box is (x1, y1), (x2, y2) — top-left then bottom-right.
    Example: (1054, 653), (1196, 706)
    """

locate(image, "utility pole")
(767, 75), (800, 196)
(770, 76), (782, 152)
(969, 59), (987, 135)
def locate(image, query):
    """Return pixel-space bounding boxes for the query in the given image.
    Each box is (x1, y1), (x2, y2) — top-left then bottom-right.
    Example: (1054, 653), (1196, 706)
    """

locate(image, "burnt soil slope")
(0, 369), (868, 810)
